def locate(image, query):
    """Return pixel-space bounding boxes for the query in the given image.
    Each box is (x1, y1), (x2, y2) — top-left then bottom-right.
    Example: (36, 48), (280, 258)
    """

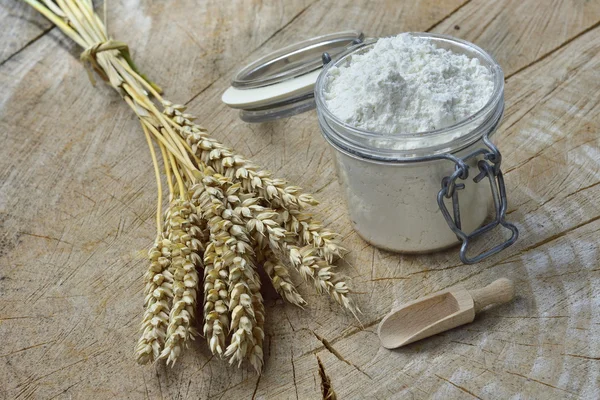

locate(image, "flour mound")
(324, 34), (494, 134)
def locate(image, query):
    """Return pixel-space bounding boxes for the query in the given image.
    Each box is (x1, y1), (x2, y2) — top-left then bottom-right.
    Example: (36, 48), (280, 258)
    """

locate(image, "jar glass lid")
(222, 30), (364, 122)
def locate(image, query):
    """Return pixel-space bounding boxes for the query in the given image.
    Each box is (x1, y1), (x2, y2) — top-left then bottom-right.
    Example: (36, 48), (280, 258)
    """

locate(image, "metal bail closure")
(437, 130), (519, 264)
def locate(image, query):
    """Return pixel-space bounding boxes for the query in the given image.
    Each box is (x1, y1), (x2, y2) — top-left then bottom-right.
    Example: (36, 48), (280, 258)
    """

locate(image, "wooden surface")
(1, 0), (599, 399)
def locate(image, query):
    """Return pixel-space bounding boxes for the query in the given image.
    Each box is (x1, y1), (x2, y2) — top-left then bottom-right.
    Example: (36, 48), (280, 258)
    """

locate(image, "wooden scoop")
(378, 278), (514, 349)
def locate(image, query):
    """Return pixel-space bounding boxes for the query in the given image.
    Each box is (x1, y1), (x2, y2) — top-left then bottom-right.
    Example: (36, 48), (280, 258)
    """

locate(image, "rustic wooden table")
(2, 0), (599, 399)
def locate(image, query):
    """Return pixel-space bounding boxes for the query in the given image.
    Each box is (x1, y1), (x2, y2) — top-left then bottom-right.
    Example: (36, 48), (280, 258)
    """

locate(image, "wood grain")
(267, 23), (600, 400)
(1, 0), (599, 399)
(431, 0), (600, 76)
(0, 0), (54, 65)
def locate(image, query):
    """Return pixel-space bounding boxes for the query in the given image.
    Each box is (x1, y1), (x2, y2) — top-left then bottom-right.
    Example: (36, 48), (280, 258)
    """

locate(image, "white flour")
(318, 33), (501, 252)
(324, 33), (494, 134)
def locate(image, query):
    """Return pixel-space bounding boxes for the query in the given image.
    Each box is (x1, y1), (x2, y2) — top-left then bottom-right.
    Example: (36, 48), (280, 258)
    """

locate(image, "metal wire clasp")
(437, 130), (519, 264)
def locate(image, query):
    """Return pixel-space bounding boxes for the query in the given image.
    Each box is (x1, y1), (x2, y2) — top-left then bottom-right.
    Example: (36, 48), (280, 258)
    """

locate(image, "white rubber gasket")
(221, 69), (321, 109)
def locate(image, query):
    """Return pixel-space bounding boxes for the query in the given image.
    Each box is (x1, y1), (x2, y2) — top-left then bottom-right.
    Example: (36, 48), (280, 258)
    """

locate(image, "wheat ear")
(288, 246), (359, 316)
(234, 192), (358, 314)
(259, 246), (307, 308)
(172, 111), (345, 256)
(160, 199), (201, 365)
(202, 242), (229, 356)
(194, 176), (263, 368)
(135, 235), (173, 364)
(225, 259), (262, 370)
(193, 181), (232, 357)
(282, 210), (346, 263)
(248, 278), (266, 373)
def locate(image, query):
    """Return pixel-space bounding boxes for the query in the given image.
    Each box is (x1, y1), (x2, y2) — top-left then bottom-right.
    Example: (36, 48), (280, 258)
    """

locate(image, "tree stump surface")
(1, 0), (599, 398)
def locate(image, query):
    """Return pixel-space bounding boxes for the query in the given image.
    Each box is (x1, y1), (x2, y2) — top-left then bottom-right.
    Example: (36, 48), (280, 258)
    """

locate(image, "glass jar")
(315, 33), (518, 263)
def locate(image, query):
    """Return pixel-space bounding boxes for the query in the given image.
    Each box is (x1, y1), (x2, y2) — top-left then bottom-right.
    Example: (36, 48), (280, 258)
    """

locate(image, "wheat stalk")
(24, 0), (361, 372)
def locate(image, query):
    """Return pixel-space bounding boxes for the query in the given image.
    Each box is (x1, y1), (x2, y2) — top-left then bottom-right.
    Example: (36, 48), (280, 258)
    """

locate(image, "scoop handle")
(468, 278), (514, 313)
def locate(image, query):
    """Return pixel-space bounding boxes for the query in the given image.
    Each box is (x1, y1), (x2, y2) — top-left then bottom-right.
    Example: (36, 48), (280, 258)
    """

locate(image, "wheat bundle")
(24, 0), (358, 372)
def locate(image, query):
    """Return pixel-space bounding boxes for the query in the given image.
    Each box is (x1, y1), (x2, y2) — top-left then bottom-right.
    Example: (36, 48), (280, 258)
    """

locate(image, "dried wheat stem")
(136, 122), (172, 364)
(130, 89), (194, 171)
(224, 258), (262, 369)
(193, 177), (261, 366)
(167, 150), (186, 198)
(139, 117), (195, 174)
(158, 141), (175, 201)
(207, 174), (355, 314)
(143, 100), (195, 169)
(24, 0), (85, 47)
(166, 110), (316, 209)
(187, 198), (209, 257)
(142, 123), (163, 236)
(26, 0), (361, 372)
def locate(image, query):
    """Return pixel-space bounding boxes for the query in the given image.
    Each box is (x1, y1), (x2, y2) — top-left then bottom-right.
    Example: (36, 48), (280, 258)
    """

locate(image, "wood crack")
(450, 340), (476, 347)
(561, 353), (600, 361)
(46, 380), (82, 400)
(470, 7), (504, 43)
(302, 318), (382, 357)
(565, 181), (600, 199)
(0, 340), (55, 357)
(425, 0), (473, 32)
(141, 372), (150, 400)
(317, 355), (337, 400)
(312, 331), (372, 379)
(14, 357), (88, 390)
(508, 214), (600, 260)
(369, 276), (410, 282)
(503, 370), (577, 395)
(504, 134), (568, 174)
(493, 314), (569, 319)
(18, 231), (72, 245)
(506, 19), (600, 80)
(435, 374), (482, 399)
(0, 25), (55, 67)
(291, 348), (299, 400)
(370, 261), (467, 282)
(251, 373), (262, 400)
(184, 0), (320, 108)
(252, 0), (320, 56)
